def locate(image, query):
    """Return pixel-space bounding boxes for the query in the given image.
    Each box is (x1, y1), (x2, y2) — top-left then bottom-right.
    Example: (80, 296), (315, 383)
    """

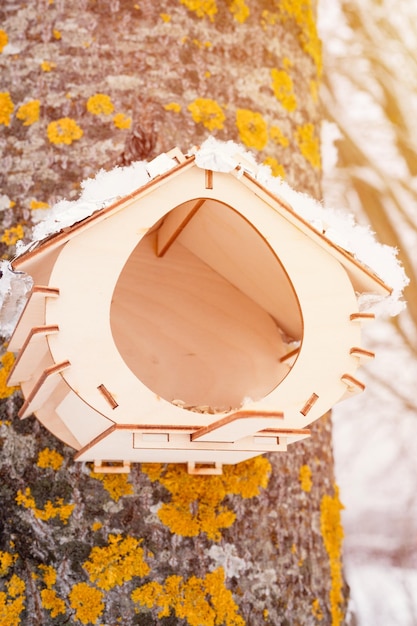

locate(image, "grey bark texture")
(0, 1), (348, 625)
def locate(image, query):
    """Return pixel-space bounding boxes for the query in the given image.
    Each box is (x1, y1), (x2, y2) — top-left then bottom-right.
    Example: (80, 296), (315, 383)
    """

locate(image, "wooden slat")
(18, 360), (71, 419)
(7, 325), (59, 385)
(156, 198), (206, 257)
(8, 286), (59, 352)
(191, 410), (284, 443)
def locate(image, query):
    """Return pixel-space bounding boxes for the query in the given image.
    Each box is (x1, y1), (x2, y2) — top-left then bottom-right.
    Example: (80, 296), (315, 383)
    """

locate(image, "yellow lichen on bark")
(0, 352), (19, 399)
(236, 109), (268, 150)
(16, 100), (40, 126)
(263, 156), (285, 178)
(15, 487), (74, 524)
(89, 469), (134, 501)
(270, 69), (297, 112)
(131, 567), (244, 626)
(299, 464), (313, 492)
(69, 582), (104, 625)
(320, 486), (345, 626)
(113, 112), (132, 129)
(142, 456), (271, 541)
(188, 98), (225, 131)
(1, 225), (24, 247)
(86, 94), (114, 115)
(37, 448), (64, 470)
(83, 534), (150, 590)
(0, 551), (17, 577)
(47, 118), (83, 145)
(275, 0), (323, 77)
(228, 0), (250, 23)
(312, 597), (324, 621)
(0, 575), (26, 626)
(295, 123), (321, 169)
(179, 0), (218, 21)
(270, 124), (290, 147)
(0, 30), (8, 53)
(40, 589), (66, 618)
(0, 92), (14, 126)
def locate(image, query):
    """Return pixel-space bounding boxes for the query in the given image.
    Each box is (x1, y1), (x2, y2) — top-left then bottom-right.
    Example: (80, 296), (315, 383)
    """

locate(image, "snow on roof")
(0, 137), (408, 337)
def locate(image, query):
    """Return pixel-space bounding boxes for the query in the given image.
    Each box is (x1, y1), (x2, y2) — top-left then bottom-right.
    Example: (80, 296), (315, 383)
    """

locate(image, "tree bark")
(0, 1), (348, 624)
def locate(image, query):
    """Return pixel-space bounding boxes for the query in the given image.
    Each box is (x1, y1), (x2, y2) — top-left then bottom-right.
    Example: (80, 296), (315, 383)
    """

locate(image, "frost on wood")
(0, 138), (408, 337)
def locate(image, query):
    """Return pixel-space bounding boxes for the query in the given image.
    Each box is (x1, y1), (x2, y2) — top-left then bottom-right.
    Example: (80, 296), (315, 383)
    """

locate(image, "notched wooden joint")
(187, 461), (222, 475)
(300, 393), (319, 416)
(97, 384), (119, 409)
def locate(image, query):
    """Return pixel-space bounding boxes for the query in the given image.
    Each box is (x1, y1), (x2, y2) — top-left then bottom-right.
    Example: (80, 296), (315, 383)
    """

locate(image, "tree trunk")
(0, 1), (348, 624)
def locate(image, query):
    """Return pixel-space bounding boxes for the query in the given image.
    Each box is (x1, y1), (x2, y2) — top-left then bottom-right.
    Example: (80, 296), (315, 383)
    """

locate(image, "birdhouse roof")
(11, 140), (398, 304)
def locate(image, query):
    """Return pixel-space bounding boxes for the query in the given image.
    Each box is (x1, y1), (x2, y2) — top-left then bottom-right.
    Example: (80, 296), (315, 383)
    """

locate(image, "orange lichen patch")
(0, 92), (14, 126)
(16, 487), (75, 524)
(132, 567), (244, 626)
(90, 469), (133, 501)
(228, 0), (250, 23)
(69, 582), (104, 625)
(179, 0), (218, 22)
(320, 486), (345, 626)
(30, 199), (49, 210)
(312, 597), (324, 621)
(270, 69), (297, 112)
(91, 521), (102, 532)
(263, 156), (285, 178)
(142, 456), (271, 541)
(40, 61), (56, 72)
(47, 118), (83, 145)
(37, 448), (64, 471)
(113, 113), (132, 129)
(86, 93), (114, 115)
(0, 30), (8, 53)
(160, 13), (171, 22)
(0, 551), (17, 577)
(83, 534), (150, 591)
(270, 124), (289, 147)
(0, 575), (26, 626)
(295, 123), (321, 169)
(40, 589), (66, 618)
(52, 29), (61, 40)
(236, 109), (268, 150)
(164, 102), (182, 113)
(0, 352), (19, 399)
(188, 98), (225, 131)
(16, 100), (40, 126)
(38, 564), (57, 588)
(299, 464), (313, 492)
(1, 225), (24, 247)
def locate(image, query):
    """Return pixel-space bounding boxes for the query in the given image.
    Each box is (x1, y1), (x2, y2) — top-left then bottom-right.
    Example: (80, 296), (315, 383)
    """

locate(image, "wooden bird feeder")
(6, 147), (391, 474)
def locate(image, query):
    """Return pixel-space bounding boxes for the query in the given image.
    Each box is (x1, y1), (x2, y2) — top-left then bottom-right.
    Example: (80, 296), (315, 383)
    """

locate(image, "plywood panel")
(111, 232), (290, 411)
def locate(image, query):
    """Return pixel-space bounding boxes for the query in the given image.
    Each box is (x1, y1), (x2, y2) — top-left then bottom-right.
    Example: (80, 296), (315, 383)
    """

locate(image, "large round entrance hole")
(110, 198), (303, 412)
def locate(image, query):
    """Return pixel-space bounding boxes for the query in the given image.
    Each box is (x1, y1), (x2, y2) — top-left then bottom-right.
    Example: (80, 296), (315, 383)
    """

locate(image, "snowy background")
(319, 1), (417, 624)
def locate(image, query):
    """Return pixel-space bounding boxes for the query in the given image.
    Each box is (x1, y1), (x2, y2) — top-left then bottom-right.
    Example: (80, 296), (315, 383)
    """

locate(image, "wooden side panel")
(74, 428), (289, 465)
(18, 361), (70, 419)
(55, 391), (115, 448)
(35, 383), (82, 450)
(176, 200), (303, 340)
(7, 325), (59, 386)
(8, 286), (59, 352)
